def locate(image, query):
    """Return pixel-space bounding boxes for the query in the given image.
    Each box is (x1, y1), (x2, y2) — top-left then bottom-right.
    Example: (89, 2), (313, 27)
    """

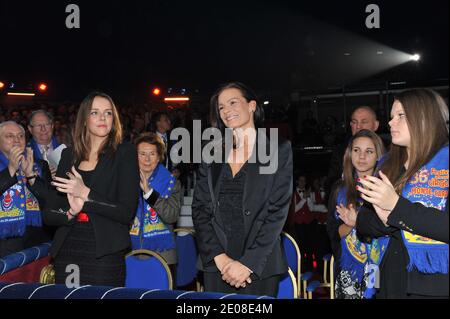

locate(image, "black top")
(29, 143), (140, 258)
(218, 163), (247, 260)
(77, 169), (94, 187)
(192, 136), (292, 279)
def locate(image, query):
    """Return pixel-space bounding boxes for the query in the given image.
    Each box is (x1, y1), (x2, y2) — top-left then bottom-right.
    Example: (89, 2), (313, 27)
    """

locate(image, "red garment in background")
(287, 190), (314, 225)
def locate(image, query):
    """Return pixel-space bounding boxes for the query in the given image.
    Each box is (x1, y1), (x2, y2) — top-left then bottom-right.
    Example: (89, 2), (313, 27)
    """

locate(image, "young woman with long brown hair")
(32, 92), (140, 286)
(356, 88), (449, 298)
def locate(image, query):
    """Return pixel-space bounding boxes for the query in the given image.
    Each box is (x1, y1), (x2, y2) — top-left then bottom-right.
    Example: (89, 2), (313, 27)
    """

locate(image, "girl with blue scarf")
(130, 133), (181, 270)
(356, 89), (449, 298)
(327, 129), (386, 299)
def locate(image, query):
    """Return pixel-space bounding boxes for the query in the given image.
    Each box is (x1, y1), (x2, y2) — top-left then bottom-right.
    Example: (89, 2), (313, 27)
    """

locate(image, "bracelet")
(67, 209), (77, 217)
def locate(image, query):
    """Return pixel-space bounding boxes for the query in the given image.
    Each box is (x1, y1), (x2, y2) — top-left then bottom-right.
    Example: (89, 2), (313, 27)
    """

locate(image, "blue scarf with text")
(400, 145), (448, 274)
(130, 163), (176, 252)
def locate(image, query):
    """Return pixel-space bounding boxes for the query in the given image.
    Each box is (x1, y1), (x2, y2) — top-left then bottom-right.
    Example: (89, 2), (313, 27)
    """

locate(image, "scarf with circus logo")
(130, 163), (176, 252)
(335, 185), (388, 298)
(399, 145), (448, 274)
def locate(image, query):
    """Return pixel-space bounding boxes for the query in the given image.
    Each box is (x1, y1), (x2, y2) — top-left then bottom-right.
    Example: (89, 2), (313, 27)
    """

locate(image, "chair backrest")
(281, 232), (300, 297)
(277, 268), (297, 299)
(125, 249), (173, 290)
(173, 228), (198, 287)
(329, 255), (335, 299)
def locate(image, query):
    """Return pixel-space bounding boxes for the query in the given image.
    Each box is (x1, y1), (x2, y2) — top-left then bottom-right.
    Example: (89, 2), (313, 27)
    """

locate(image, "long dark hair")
(210, 82), (265, 134)
(342, 129), (385, 207)
(381, 88), (449, 192)
(73, 92), (123, 162)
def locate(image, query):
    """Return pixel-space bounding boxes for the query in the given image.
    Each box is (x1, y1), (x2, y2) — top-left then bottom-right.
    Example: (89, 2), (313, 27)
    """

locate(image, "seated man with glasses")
(27, 110), (60, 172)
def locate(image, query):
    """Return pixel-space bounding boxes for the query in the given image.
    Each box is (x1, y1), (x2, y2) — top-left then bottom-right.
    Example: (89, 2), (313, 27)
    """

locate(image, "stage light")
(7, 92), (36, 97)
(263, 101), (270, 105)
(38, 83), (48, 91)
(164, 97), (189, 102)
(410, 54), (420, 61)
(152, 87), (161, 96)
(0, 81), (4, 89)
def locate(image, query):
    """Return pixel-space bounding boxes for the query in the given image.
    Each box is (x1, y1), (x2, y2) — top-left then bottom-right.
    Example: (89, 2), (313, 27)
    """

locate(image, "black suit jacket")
(29, 143), (140, 258)
(192, 136), (293, 279)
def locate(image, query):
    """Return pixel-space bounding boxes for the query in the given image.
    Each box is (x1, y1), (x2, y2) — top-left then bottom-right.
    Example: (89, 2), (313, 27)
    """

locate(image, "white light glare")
(263, 101), (269, 105)
(410, 54), (421, 61)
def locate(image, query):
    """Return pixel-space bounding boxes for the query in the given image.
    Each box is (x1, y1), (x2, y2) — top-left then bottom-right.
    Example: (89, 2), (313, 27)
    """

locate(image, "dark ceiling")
(0, 0), (448, 100)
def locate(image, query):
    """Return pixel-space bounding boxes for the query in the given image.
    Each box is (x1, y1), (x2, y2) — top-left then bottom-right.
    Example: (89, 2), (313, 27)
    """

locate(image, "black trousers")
(203, 272), (280, 297)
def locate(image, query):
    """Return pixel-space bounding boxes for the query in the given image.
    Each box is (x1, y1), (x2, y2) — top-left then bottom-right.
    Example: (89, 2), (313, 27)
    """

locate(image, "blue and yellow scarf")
(336, 185), (388, 298)
(130, 163), (176, 252)
(0, 152), (43, 232)
(400, 145), (448, 274)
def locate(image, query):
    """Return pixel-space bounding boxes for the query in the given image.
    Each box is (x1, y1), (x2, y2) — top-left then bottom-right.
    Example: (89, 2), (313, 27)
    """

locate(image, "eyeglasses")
(3, 133), (25, 140)
(31, 123), (52, 130)
(138, 151), (158, 158)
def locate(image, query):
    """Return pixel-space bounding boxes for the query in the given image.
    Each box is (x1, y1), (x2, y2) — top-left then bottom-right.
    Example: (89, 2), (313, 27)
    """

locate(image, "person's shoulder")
(61, 146), (74, 159)
(117, 141), (137, 153)
(116, 142), (137, 159)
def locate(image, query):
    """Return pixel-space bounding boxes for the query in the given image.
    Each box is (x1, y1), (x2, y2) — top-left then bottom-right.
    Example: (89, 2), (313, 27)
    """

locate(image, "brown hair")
(381, 88), (449, 192)
(342, 129), (385, 207)
(134, 132), (166, 163)
(73, 92), (122, 162)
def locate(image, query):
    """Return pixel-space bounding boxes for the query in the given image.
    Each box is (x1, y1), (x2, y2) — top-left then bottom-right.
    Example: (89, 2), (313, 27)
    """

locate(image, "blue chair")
(277, 268), (297, 299)
(322, 253), (332, 284)
(0, 282), (275, 299)
(125, 249), (173, 290)
(173, 228), (199, 290)
(306, 255), (335, 299)
(0, 242), (51, 276)
(281, 232), (312, 298)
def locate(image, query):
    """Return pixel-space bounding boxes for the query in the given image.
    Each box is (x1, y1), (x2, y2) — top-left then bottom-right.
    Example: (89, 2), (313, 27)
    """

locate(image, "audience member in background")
(130, 132), (181, 278)
(39, 92), (140, 286)
(148, 112), (174, 171)
(326, 106), (379, 200)
(0, 121), (52, 256)
(356, 88), (449, 298)
(27, 110), (60, 177)
(327, 129), (386, 298)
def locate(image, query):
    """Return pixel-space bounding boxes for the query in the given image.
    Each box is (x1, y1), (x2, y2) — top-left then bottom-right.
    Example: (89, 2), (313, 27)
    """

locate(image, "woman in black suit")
(192, 82), (293, 297)
(32, 92), (140, 287)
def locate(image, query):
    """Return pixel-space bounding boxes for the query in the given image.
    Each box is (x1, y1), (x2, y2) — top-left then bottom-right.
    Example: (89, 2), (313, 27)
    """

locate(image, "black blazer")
(192, 136), (293, 279)
(29, 143), (140, 258)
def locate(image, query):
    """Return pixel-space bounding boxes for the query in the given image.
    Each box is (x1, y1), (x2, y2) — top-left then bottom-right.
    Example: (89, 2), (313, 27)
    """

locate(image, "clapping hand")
(21, 147), (35, 177)
(7, 146), (25, 177)
(336, 203), (358, 227)
(139, 170), (151, 193)
(52, 166), (90, 201)
(357, 171), (398, 225)
(357, 171), (399, 211)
